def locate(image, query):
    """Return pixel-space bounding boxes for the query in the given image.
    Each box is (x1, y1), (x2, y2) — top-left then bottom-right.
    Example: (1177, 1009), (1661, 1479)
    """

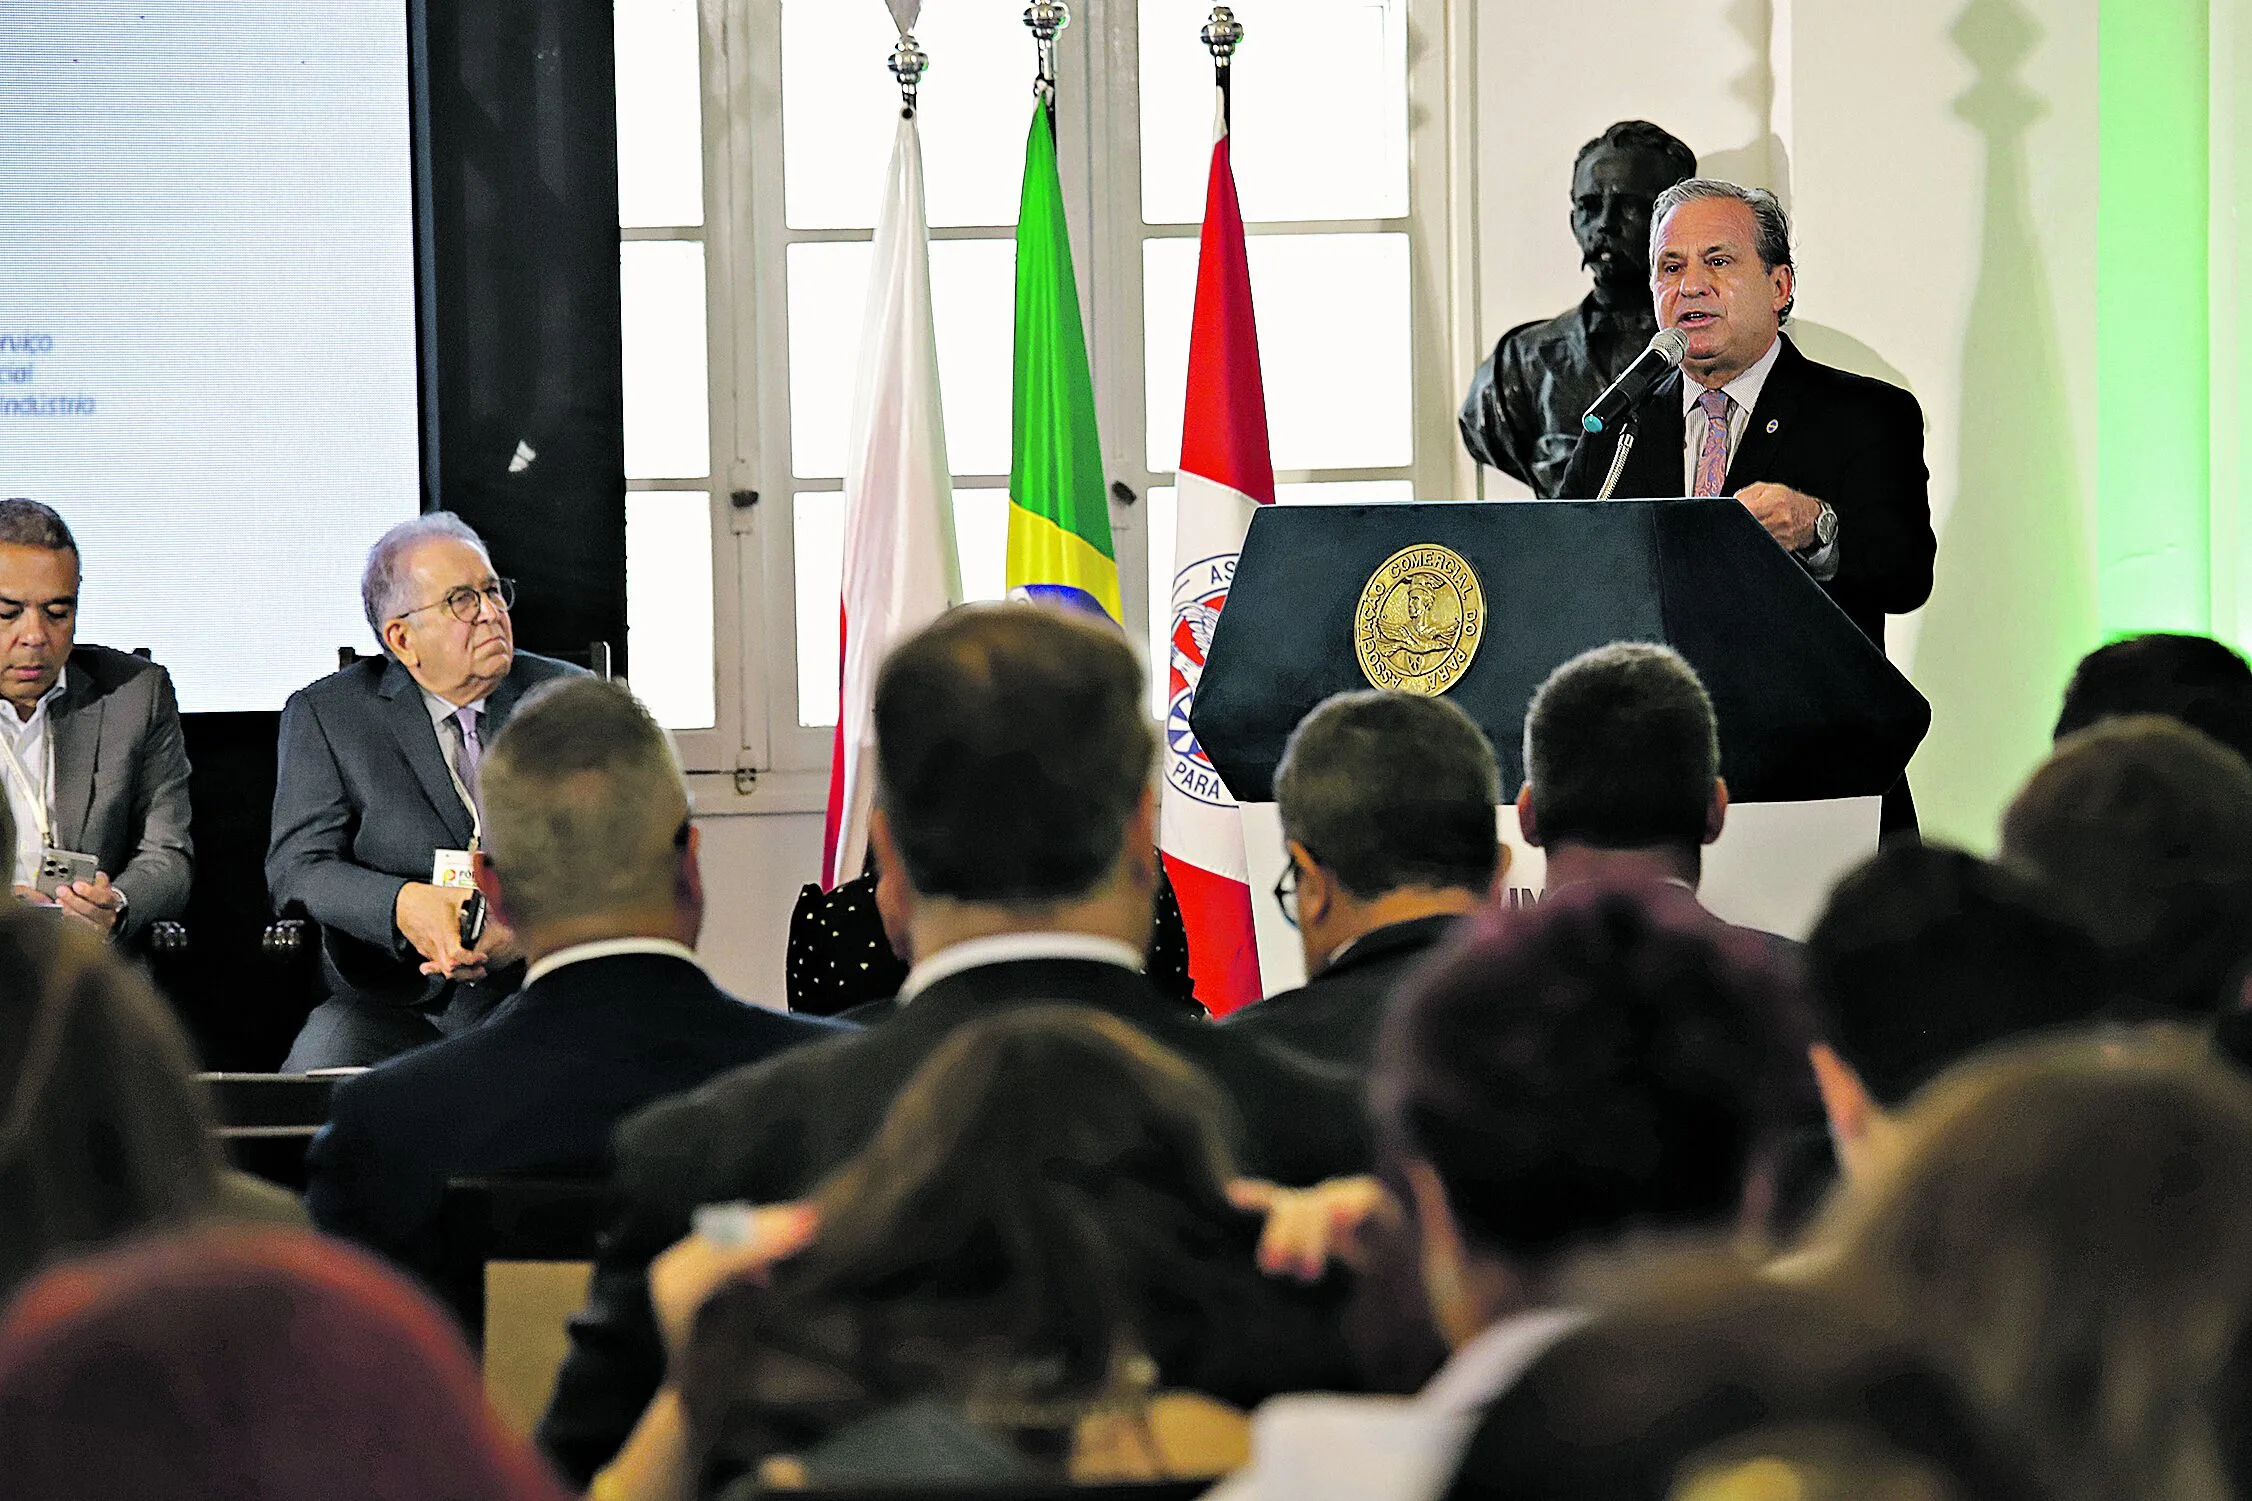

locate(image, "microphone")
(1581, 328), (1689, 435)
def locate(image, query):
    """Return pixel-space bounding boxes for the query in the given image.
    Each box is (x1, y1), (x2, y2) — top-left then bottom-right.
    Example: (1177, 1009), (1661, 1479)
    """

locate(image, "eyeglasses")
(1273, 850), (1312, 930)
(397, 577), (516, 625)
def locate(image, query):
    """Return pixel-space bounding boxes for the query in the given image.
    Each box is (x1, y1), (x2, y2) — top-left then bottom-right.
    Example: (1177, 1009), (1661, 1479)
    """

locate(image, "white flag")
(823, 109), (958, 888)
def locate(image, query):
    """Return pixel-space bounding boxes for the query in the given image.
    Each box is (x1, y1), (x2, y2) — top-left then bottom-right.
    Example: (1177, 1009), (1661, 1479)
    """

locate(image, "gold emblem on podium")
(1354, 544), (1485, 696)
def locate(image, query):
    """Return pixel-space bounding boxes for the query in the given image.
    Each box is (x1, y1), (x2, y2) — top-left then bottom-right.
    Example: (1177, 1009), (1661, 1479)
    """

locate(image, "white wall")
(691, 809), (823, 1008)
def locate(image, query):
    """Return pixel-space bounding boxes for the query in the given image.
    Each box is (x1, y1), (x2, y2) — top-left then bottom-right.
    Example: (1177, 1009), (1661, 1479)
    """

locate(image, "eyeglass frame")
(394, 576), (517, 626)
(1273, 844), (1320, 930)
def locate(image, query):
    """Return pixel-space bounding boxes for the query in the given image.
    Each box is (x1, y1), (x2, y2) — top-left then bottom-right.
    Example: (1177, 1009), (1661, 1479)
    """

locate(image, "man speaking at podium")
(1560, 179), (1935, 658)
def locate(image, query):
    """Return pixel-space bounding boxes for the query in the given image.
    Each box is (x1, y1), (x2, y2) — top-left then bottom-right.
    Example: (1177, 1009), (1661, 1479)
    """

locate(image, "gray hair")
(1275, 689), (1500, 900)
(1650, 178), (1795, 319)
(477, 677), (690, 932)
(1525, 642), (1719, 851)
(0, 499), (78, 556)
(360, 512), (488, 644)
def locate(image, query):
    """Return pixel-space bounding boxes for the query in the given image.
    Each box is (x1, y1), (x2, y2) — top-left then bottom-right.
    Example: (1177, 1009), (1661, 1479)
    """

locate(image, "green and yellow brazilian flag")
(1005, 101), (1122, 622)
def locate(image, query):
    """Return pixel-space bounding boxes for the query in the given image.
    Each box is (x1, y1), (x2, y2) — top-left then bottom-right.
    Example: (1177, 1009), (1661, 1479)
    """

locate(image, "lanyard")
(0, 720), (53, 849)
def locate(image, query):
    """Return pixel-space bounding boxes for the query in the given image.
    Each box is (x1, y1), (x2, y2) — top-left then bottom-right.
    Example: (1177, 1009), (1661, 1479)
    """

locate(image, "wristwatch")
(1804, 500), (1839, 551)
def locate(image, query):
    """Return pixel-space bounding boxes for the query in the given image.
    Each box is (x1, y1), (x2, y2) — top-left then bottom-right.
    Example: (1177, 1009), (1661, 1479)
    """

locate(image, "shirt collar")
(1681, 331), (1784, 418)
(421, 685), (488, 726)
(2, 667), (68, 739)
(898, 930), (1144, 1005)
(523, 936), (701, 989)
(1418, 1308), (1588, 1417)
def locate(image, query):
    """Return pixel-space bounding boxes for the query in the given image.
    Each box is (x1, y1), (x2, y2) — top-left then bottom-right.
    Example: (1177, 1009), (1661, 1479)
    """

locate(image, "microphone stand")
(1594, 416), (1637, 502)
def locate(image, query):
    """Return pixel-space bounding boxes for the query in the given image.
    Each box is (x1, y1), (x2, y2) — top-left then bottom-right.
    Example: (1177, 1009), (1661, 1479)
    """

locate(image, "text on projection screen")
(0, 3), (420, 712)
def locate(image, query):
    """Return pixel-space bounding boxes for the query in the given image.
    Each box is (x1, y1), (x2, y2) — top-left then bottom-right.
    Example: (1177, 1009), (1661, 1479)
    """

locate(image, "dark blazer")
(265, 650), (584, 1008)
(1557, 334), (1935, 648)
(535, 956), (1372, 1485)
(303, 951), (845, 1281)
(1222, 913), (1462, 1070)
(43, 645), (194, 939)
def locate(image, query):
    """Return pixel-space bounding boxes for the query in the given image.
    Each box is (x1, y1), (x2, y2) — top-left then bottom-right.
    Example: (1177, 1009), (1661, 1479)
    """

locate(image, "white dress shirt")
(1203, 1308), (1587, 1501)
(896, 929), (1144, 1004)
(1680, 335), (1839, 581)
(0, 670), (66, 886)
(523, 935), (702, 990)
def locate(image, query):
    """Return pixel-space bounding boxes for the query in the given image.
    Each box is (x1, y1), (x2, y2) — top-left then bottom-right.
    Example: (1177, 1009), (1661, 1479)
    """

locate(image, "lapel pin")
(1765, 418), (1780, 434)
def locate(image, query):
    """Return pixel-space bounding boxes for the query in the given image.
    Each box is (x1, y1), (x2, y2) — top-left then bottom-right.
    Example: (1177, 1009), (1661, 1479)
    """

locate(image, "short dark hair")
(2054, 633), (2252, 767)
(874, 604), (1154, 905)
(1274, 690), (1499, 900)
(2001, 715), (2252, 1017)
(1525, 642), (1719, 851)
(1806, 844), (2115, 1106)
(0, 500), (78, 557)
(1372, 884), (1809, 1264)
(1651, 179), (1795, 319)
(1574, 120), (1698, 188)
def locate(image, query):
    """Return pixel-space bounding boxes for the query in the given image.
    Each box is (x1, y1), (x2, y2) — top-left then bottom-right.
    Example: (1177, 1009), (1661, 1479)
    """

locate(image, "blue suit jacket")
(304, 950), (848, 1278)
(265, 650), (584, 1007)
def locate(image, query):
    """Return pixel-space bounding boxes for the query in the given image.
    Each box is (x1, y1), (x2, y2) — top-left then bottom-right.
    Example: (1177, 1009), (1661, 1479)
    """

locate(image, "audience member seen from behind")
(1518, 643), (1731, 907)
(1802, 843), (2115, 1186)
(0, 497), (192, 939)
(1788, 1030), (2252, 1501)
(537, 602), (1368, 1485)
(0, 894), (303, 1303)
(1225, 690), (1502, 1069)
(304, 678), (842, 1281)
(267, 512), (585, 1069)
(2000, 715), (2252, 1018)
(593, 1006), (1362, 1497)
(1213, 884), (1812, 1501)
(0, 1229), (570, 1501)
(2054, 631), (2252, 767)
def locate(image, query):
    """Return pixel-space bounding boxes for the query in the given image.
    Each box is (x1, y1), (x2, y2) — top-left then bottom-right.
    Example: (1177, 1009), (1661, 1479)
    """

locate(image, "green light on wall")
(2097, 0), (2210, 635)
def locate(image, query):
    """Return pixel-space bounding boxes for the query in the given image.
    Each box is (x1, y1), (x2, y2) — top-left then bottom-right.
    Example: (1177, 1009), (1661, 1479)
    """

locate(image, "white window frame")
(677, 0), (1477, 814)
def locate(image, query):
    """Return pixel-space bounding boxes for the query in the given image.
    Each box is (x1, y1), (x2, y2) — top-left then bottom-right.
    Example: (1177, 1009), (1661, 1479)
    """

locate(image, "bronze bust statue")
(1459, 121), (1697, 496)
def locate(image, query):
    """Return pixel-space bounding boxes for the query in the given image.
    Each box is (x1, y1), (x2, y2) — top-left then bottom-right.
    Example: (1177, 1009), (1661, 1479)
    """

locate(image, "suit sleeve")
(109, 666), (193, 936)
(1829, 384), (1936, 616)
(265, 690), (412, 953)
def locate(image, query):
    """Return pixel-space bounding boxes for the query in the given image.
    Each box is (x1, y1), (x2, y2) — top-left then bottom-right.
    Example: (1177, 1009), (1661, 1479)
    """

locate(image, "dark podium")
(1190, 499), (1928, 804)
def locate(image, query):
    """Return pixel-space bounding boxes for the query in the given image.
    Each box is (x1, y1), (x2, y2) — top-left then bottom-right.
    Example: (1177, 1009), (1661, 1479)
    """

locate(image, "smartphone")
(33, 849), (98, 900)
(458, 888), (488, 949)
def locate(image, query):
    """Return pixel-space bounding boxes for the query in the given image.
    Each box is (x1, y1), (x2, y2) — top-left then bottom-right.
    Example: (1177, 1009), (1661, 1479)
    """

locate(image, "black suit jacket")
(535, 956), (1371, 1485)
(1222, 913), (1461, 1070)
(303, 952), (845, 1280)
(1557, 335), (1935, 647)
(266, 650), (585, 1009)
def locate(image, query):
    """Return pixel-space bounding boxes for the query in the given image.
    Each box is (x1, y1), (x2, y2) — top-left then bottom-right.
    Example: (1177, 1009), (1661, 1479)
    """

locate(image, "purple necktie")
(1694, 388), (1733, 498)
(452, 705), (482, 793)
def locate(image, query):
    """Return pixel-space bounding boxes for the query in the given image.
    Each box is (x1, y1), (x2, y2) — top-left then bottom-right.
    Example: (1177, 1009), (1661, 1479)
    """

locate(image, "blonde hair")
(1815, 1027), (2252, 1501)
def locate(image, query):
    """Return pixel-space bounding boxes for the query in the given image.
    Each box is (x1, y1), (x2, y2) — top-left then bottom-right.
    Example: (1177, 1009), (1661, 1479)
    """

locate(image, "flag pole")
(1202, 5), (1241, 128)
(1024, 0), (1066, 116)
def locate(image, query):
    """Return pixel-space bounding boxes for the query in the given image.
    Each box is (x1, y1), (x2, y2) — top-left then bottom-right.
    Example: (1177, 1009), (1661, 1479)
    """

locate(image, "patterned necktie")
(1694, 388), (1733, 498)
(451, 705), (482, 794)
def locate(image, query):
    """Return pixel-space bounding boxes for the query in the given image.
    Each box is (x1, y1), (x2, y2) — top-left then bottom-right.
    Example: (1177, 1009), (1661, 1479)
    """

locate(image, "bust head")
(1571, 121), (1697, 302)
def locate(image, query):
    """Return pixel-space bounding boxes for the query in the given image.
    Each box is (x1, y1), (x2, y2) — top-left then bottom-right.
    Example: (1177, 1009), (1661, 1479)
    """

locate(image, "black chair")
(430, 1176), (615, 1353)
(198, 1070), (353, 1191)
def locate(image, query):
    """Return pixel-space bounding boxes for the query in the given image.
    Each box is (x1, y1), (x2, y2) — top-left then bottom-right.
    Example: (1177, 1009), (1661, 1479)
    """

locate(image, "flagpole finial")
(1201, 6), (1243, 65)
(1024, 1), (1068, 103)
(887, 32), (929, 116)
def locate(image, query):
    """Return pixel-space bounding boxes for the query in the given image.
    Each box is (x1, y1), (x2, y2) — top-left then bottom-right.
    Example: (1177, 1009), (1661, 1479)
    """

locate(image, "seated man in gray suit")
(0, 498), (192, 941)
(268, 513), (583, 1069)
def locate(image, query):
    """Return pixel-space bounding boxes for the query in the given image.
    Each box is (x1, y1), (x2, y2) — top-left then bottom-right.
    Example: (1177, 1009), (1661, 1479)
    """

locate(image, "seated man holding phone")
(267, 513), (583, 1070)
(0, 498), (193, 941)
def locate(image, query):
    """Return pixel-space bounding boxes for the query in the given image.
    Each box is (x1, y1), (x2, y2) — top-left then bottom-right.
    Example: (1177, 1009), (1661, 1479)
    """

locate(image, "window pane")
(794, 492), (844, 727)
(626, 490), (715, 728)
(1144, 233), (1412, 473)
(782, 0), (1030, 230)
(1139, 0), (1407, 225)
(788, 238), (1016, 479)
(621, 240), (711, 478)
(1144, 480), (1414, 714)
(615, 0), (703, 228)
(797, 485), (1010, 728)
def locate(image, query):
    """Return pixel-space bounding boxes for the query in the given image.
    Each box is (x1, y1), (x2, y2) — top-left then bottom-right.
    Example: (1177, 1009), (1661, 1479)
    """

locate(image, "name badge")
(431, 849), (478, 890)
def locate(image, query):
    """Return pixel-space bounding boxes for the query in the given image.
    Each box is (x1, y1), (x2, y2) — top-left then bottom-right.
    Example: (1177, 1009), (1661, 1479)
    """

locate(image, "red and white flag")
(822, 100), (959, 888)
(1161, 92), (1271, 1015)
